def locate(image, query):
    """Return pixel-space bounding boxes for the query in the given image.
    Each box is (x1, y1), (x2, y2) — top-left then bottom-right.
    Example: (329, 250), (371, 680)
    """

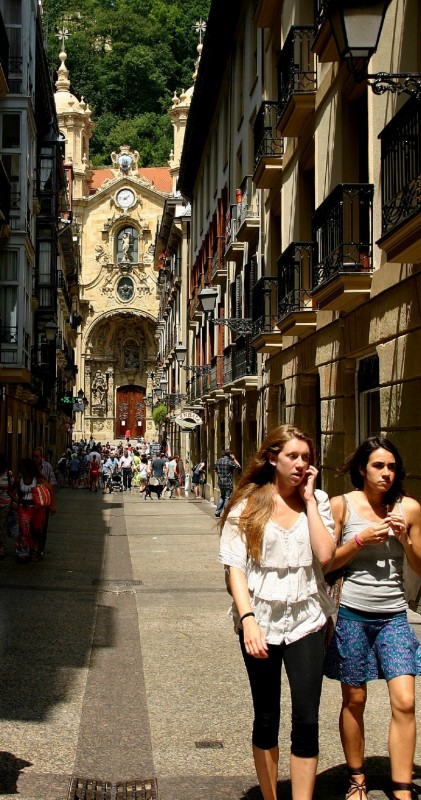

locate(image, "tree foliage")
(42, 0), (210, 166)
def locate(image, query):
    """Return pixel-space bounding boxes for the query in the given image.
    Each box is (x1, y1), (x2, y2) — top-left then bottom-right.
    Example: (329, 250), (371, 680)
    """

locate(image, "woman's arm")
(391, 497), (421, 576)
(325, 494), (391, 573)
(228, 566), (268, 659)
(300, 467), (336, 565)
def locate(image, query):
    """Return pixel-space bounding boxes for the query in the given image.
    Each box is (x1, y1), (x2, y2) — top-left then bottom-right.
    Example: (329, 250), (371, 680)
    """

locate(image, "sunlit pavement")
(0, 488), (420, 800)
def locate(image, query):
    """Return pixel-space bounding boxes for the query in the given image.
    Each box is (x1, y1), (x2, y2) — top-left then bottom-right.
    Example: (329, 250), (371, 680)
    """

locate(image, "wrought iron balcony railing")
(254, 101), (284, 169)
(251, 276), (280, 337)
(223, 345), (235, 385)
(236, 175), (259, 230)
(312, 184), (374, 289)
(210, 355), (224, 392)
(277, 26), (317, 120)
(235, 336), (257, 378)
(277, 242), (315, 317)
(313, 0), (329, 28)
(0, 159), (10, 223)
(379, 99), (420, 237)
(212, 236), (226, 279)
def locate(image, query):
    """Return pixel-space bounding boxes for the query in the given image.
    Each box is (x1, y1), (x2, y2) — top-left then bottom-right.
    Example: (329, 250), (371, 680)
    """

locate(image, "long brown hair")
(219, 425), (314, 561)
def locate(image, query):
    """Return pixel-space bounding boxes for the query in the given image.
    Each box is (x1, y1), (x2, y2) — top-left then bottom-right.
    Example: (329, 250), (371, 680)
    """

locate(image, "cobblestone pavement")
(0, 488), (420, 800)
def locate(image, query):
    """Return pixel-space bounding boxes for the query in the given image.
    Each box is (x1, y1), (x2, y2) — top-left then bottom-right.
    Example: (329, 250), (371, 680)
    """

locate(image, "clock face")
(116, 188), (135, 209)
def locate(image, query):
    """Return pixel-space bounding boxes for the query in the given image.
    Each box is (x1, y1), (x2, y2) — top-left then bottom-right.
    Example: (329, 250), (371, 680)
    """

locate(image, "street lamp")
(174, 343), (187, 365)
(198, 286), (219, 320)
(44, 320), (58, 342)
(325, 0), (421, 98)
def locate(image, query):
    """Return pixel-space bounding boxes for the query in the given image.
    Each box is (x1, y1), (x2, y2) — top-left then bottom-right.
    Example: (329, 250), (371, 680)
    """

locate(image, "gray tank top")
(340, 495), (406, 613)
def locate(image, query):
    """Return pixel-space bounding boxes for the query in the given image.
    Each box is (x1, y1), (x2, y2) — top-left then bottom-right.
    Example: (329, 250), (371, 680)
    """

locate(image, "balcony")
(0, 11), (9, 97)
(251, 277), (283, 353)
(312, 184), (374, 312)
(377, 100), (421, 263)
(235, 176), (260, 245)
(312, 0), (340, 63)
(57, 271), (72, 315)
(0, 159), (10, 235)
(253, 102), (284, 189)
(211, 236), (227, 286)
(8, 56), (23, 94)
(233, 336), (258, 390)
(276, 243), (317, 337)
(209, 355), (224, 396)
(253, 0), (278, 27)
(277, 26), (317, 137)
(224, 203), (245, 265)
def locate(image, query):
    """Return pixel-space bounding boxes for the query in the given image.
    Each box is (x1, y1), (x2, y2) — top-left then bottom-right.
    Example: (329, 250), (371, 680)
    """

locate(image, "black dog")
(144, 479), (165, 500)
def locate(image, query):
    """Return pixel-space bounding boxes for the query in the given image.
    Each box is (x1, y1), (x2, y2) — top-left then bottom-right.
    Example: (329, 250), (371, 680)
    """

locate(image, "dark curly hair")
(338, 436), (405, 505)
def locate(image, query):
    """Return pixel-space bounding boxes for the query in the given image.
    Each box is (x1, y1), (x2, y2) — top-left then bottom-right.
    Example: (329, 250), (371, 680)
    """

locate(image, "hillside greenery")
(42, 0), (210, 166)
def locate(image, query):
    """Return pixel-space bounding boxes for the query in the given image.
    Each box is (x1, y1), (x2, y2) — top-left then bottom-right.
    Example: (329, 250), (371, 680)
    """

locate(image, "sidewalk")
(0, 490), (419, 799)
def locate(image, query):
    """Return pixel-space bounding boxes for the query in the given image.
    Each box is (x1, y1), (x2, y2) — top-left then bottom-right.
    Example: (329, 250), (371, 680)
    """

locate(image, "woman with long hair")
(218, 425), (336, 800)
(324, 437), (421, 800)
(9, 458), (53, 562)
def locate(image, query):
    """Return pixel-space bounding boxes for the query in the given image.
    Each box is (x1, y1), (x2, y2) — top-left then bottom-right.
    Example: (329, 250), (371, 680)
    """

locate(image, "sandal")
(346, 769), (367, 800)
(391, 782), (418, 800)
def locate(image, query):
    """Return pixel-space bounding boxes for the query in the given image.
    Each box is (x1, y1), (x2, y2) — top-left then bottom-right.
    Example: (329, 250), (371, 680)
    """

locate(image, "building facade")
(176, 0), (421, 500)
(55, 54), (172, 443)
(0, 0), (81, 469)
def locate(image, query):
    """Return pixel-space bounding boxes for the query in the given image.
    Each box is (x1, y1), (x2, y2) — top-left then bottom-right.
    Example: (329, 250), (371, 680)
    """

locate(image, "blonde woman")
(219, 425), (336, 800)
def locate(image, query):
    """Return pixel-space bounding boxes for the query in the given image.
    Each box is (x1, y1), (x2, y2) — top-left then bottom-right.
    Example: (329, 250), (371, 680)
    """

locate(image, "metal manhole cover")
(195, 740), (224, 749)
(67, 777), (158, 800)
(92, 579), (144, 587)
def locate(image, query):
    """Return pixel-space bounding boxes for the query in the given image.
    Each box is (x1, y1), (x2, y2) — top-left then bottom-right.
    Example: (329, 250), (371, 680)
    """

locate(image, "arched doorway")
(116, 385), (146, 439)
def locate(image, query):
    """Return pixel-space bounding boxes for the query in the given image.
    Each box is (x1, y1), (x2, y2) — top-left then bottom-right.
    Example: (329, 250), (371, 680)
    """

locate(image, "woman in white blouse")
(219, 425), (336, 800)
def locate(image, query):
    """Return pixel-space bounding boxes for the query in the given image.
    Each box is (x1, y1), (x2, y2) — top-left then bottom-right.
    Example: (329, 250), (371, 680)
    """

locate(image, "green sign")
(59, 396), (78, 403)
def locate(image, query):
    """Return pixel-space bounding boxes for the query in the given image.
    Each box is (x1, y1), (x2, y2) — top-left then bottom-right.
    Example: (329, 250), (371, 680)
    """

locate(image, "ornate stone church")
(54, 49), (173, 441)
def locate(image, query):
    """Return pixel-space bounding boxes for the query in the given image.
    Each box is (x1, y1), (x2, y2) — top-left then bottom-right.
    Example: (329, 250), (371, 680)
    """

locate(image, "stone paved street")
(0, 489), (420, 800)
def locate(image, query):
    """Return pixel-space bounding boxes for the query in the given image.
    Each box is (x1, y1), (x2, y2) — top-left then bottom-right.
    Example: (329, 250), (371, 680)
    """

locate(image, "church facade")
(54, 53), (172, 442)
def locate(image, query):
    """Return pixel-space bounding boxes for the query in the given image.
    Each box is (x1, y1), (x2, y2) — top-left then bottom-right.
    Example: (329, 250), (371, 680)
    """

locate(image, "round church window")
(117, 276), (134, 302)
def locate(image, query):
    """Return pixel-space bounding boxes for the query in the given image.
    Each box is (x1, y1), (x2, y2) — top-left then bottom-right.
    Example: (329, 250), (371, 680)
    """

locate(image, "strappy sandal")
(391, 782), (419, 800)
(346, 769), (367, 800)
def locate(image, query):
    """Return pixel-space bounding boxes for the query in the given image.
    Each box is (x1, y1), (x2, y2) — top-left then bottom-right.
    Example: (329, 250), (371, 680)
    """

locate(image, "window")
(2, 114), (20, 148)
(0, 249), (18, 280)
(357, 354), (380, 442)
(37, 229), (54, 308)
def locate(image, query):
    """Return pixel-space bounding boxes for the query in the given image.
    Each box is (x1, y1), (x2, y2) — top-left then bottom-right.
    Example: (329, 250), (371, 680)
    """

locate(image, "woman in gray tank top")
(325, 437), (421, 800)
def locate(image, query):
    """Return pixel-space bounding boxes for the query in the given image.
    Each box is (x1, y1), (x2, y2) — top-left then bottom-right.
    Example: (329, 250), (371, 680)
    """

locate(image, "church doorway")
(116, 385), (146, 440)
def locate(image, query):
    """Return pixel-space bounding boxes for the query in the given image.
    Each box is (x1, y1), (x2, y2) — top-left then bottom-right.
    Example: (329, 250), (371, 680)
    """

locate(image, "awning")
(173, 416), (202, 430)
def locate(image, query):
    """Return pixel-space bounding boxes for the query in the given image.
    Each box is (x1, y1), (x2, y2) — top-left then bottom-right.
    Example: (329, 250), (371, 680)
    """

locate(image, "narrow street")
(0, 489), (420, 800)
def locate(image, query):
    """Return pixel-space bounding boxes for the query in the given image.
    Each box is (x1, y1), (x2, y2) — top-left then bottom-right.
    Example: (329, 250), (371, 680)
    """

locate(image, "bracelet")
(240, 611), (255, 623)
(354, 534), (365, 548)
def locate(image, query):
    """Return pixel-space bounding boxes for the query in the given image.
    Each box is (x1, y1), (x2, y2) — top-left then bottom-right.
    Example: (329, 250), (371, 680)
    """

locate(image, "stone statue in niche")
(123, 343), (140, 369)
(121, 231), (132, 262)
(91, 370), (107, 409)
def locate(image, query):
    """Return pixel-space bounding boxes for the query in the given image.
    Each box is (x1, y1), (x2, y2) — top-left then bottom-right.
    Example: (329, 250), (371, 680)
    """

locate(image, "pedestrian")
(0, 454), (13, 558)
(214, 448), (241, 516)
(324, 437), (421, 800)
(119, 447), (133, 491)
(125, 428), (131, 444)
(151, 451), (167, 489)
(132, 449), (141, 488)
(218, 424), (336, 800)
(89, 454), (100, 492)
(138, 456), (149, 494)
(165, 455), (179, 498)
(69, 452), (81, 488)
(57, 453), (68, 487)
(191, 459), (205, 499)
(10, 458), (54, 563)
(32, 447), (57, 554)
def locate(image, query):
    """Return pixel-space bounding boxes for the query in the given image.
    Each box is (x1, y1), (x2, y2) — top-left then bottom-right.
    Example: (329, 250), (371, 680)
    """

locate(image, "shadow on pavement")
(243, 758), (421, 799)
(0, 751), (32, 794)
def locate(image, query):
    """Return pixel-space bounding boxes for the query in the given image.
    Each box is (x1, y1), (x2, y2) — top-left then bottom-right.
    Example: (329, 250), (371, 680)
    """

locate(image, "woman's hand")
(242, 617), (269, 659)
(359, 518), (392, 546)
(299, 465), (318, 503)
(388, 514), (409, 544)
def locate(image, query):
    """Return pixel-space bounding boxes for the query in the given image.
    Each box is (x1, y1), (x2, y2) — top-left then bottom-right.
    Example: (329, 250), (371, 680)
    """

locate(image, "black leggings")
(240, 629), (325, 756)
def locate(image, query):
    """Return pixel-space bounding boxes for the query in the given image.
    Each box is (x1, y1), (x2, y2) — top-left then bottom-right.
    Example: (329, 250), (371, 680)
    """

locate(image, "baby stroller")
(108, 472), (123, 493)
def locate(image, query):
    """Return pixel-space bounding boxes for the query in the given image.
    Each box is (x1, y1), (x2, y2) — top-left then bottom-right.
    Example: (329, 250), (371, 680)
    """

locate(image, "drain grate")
(67, 777), (158, 800)
(195, 740), (224, 749)
(92, 579), (144, 587)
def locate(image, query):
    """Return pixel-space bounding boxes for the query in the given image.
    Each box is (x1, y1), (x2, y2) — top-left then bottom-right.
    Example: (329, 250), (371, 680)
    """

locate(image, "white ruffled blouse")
(218, 490), (337, 645)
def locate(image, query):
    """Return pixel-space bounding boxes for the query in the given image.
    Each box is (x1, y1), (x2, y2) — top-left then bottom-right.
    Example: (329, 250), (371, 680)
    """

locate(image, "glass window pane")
(0, 250), (18, 280)
(38, 241), (51, 284)
(0, 286), (17, 331)
(2, 115), (20, 148)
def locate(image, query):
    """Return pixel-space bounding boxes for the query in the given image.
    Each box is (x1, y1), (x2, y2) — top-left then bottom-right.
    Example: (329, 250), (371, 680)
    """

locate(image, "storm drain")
(92, 579), (144, 587)
(67, 777), (158, 800)
(195, 740), (224, 749)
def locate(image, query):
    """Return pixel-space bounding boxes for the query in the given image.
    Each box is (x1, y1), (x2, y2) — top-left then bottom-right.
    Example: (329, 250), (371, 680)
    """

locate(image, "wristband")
(240, 611), (255, 623)
(354, 534), (365, 548)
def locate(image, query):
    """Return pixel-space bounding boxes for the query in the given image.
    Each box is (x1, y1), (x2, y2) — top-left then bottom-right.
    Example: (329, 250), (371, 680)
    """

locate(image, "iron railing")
(0, 159), (10, 224)
(223, 345), (235, 384)
(379, 99), (421, 236)
(312, 184), (374, 289)
(254, 101), (284, 169)
(236, 175), (259, 230)
(277, 26), (317, 120)
(277, 242), (314, 317)
(235, 336), (257, 378)
(313, 0), (329, 28)
(225, 204), (238, 251)
(212, 236), (226, 279)
(210, 355), (223, 391)
(251, 276), (279, 337)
